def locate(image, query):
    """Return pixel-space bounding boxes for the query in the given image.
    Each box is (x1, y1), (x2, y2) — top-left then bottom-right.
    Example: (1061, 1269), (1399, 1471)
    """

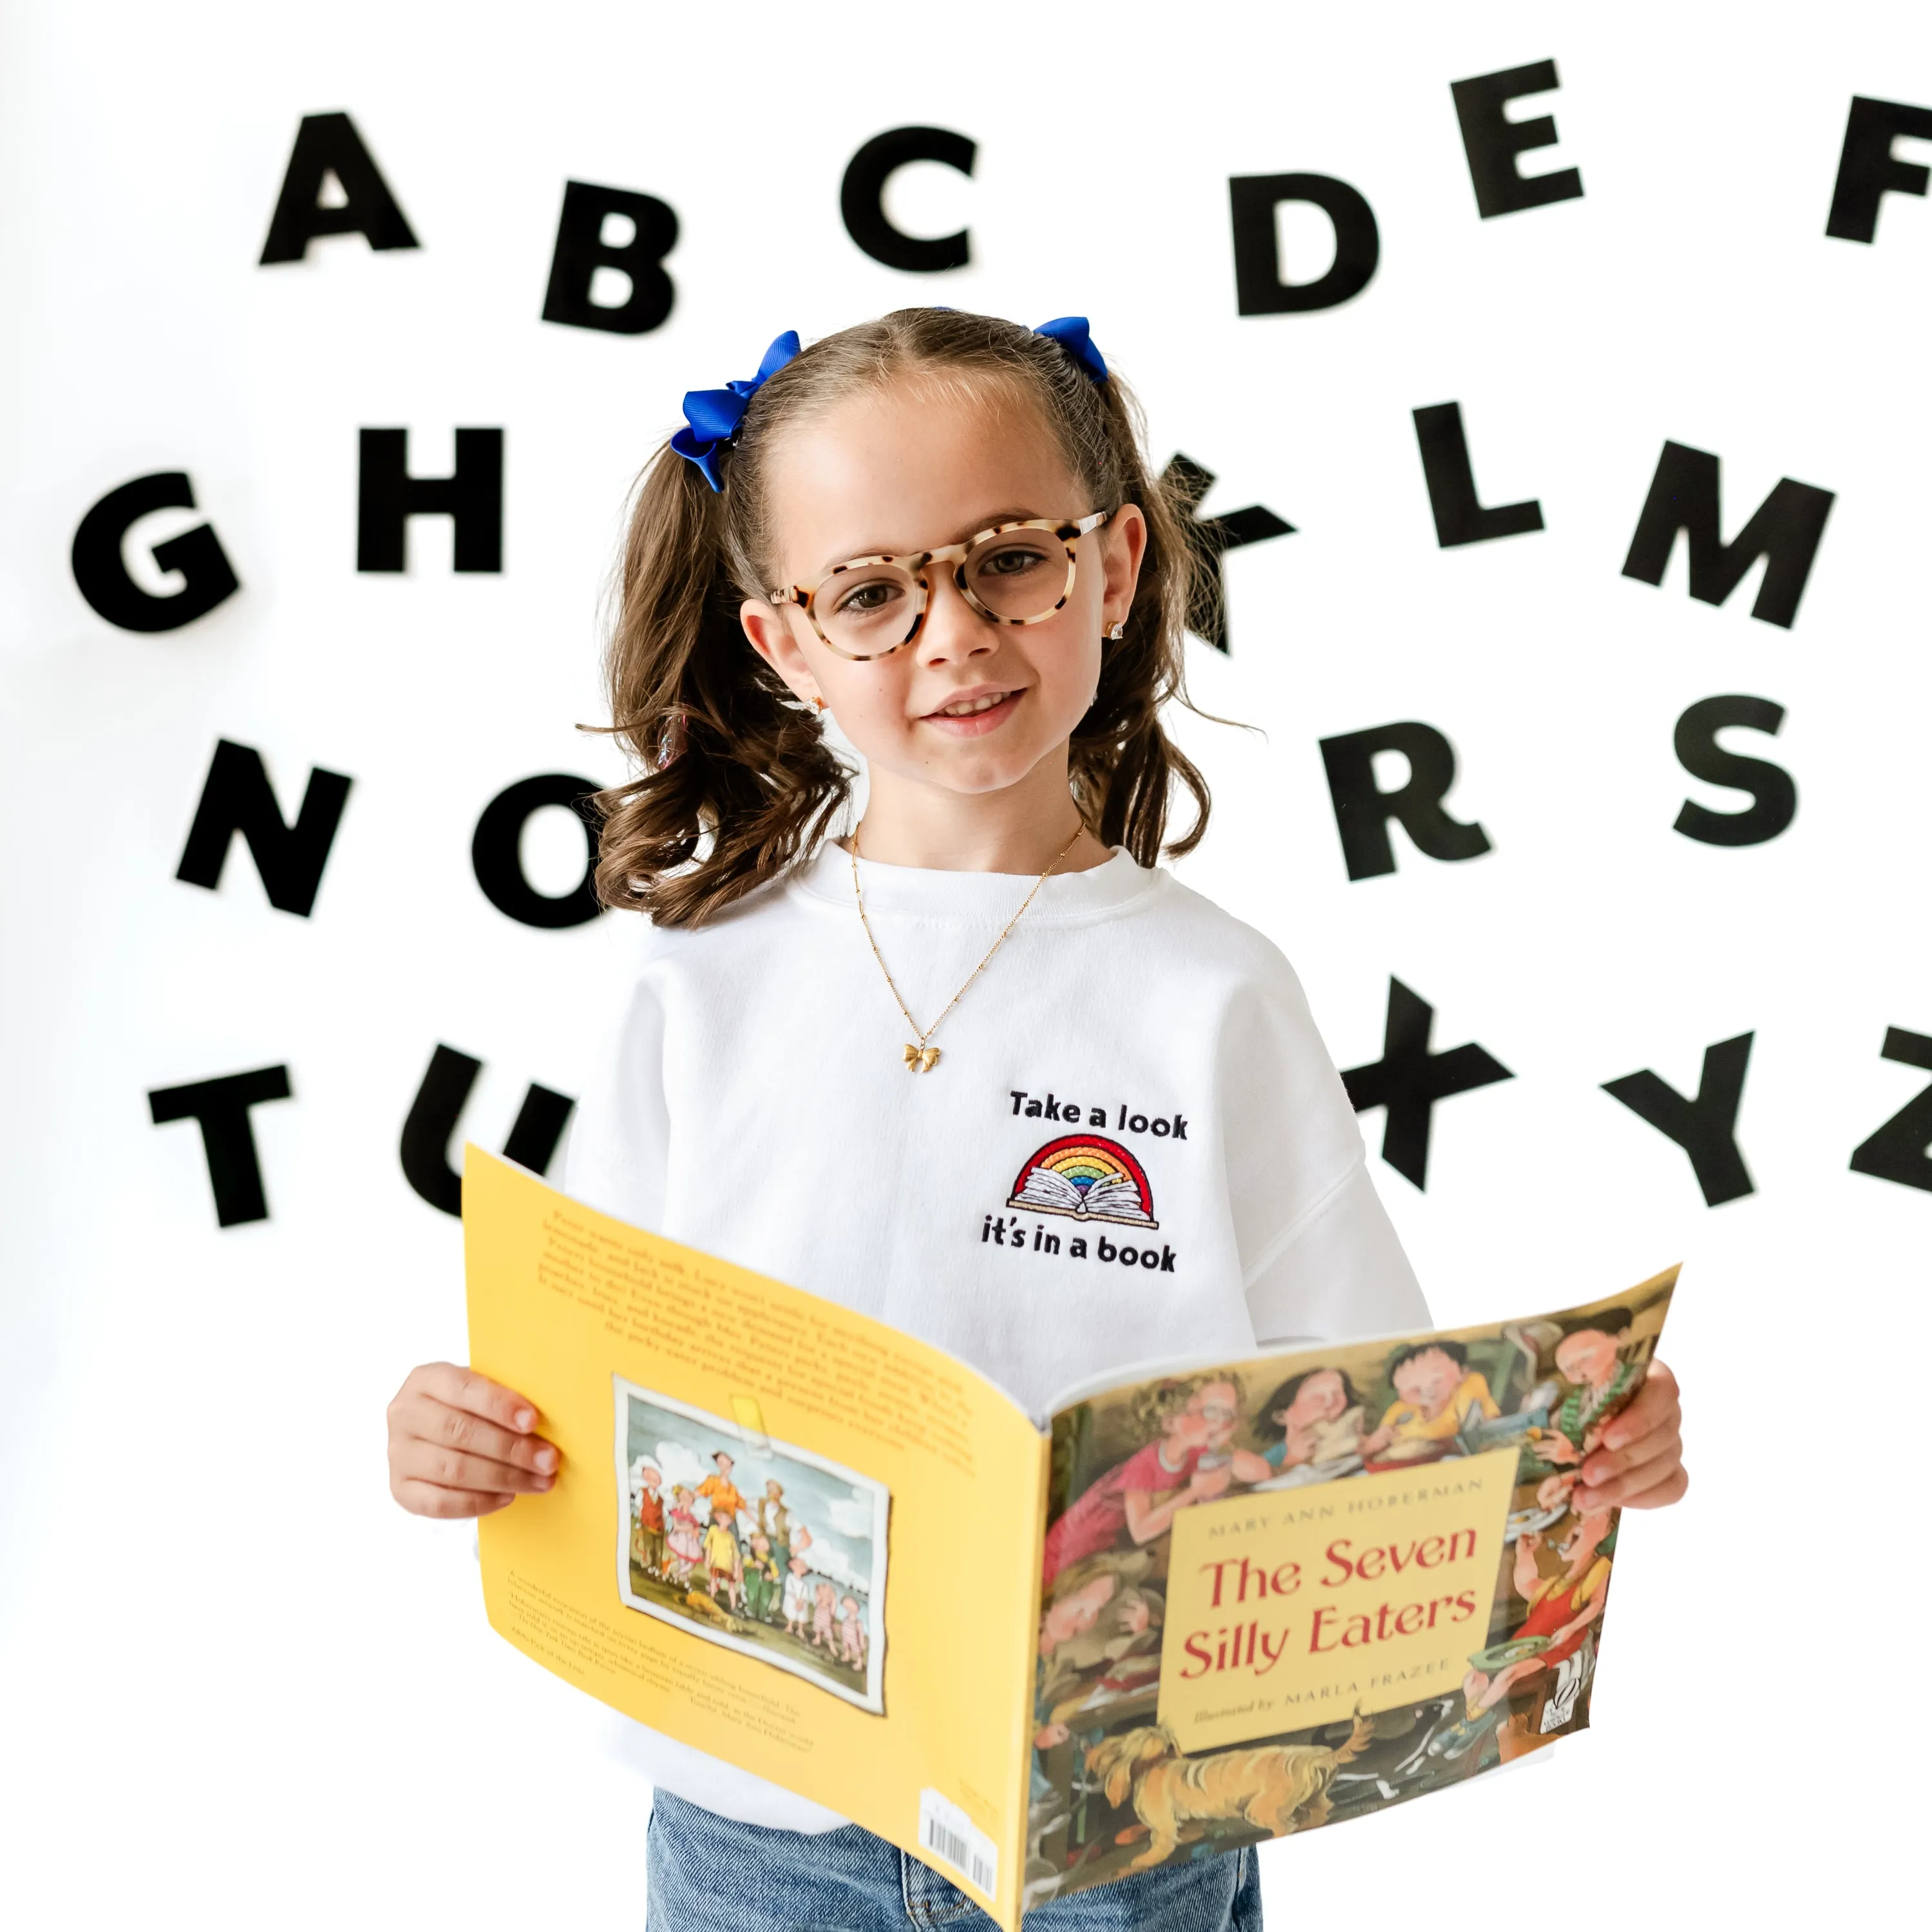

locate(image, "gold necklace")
(849, 822), (1085, 1072)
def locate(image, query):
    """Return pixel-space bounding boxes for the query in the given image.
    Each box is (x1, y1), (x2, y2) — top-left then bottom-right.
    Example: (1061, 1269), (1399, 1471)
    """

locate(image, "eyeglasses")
(767, 510), (1112, 662)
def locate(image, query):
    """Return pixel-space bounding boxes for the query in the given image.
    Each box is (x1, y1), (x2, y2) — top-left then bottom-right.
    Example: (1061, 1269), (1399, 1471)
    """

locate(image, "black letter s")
(1672, 696), (1796, 847)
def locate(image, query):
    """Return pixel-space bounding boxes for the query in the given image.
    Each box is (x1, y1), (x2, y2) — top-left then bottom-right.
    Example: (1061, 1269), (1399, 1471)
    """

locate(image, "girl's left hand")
(1571, 1360), (1687, 1511)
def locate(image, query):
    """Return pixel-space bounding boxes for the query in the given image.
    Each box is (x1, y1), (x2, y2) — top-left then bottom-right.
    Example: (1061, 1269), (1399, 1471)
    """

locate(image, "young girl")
(664, 1484), (703, 1589)
(384, 308), (1689, 1928)
(1256, 1366), (1367, 1478)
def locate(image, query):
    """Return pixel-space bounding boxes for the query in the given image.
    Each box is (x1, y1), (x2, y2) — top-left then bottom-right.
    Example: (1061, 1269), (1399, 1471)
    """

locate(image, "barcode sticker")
(917, 1788), (999, 1899)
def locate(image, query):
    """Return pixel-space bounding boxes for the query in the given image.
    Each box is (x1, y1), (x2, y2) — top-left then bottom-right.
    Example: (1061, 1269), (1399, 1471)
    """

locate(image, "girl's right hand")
(386, 1362), (560, 1518)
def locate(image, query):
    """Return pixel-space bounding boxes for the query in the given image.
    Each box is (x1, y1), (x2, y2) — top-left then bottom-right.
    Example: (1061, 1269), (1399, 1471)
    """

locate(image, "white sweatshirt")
(565, 842), (1428, 1831)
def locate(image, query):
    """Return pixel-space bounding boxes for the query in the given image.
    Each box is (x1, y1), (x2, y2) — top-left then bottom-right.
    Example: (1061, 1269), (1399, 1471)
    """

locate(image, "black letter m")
(1621, 440), (1833, 629)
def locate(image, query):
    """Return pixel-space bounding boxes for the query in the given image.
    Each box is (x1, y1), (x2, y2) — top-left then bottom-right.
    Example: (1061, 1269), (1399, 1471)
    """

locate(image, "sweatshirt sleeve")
(1220, 952), (1431, 1345)
(560, 971), (671, 1233)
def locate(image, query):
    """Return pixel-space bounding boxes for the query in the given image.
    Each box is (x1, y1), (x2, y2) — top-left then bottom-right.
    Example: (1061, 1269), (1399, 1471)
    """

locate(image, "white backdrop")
(3, 2), (1926, 1924)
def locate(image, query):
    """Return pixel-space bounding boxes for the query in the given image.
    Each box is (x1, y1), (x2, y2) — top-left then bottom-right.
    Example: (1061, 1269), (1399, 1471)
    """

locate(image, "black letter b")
(541, 181), (678, 334)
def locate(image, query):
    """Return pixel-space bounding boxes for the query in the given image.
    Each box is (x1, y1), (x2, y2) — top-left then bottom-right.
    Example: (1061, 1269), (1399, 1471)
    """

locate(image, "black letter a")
(260, 112), (419, 263)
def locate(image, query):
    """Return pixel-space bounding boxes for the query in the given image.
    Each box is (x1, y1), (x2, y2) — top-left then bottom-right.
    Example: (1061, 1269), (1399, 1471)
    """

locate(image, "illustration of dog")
(683, 1589), (746, 1636)
(1085, 1714), (1374, 1870)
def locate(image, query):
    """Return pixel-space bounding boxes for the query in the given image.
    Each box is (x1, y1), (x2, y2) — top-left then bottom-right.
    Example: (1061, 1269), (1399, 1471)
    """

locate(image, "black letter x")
(1341, 978), (1513, 1189)
(1162, 453), (1294, 655)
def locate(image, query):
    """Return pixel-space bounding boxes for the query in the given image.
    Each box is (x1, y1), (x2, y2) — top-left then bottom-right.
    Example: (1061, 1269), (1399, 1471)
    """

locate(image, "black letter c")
(840, 126), (976, 272)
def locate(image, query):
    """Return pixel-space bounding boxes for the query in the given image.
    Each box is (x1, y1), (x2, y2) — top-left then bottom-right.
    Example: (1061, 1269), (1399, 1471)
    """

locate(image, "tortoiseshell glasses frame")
(766, 509), (1113, 662)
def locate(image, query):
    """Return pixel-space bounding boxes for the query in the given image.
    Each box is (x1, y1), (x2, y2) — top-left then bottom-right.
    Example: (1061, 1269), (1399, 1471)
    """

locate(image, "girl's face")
(742, 377), (1145, 812)
(1283, 1370), (1347, 1427)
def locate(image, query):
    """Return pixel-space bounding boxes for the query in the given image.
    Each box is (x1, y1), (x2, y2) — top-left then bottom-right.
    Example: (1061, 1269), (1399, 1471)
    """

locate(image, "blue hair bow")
(670, 329), (802, 491)
(1034, 315), (1108, 385)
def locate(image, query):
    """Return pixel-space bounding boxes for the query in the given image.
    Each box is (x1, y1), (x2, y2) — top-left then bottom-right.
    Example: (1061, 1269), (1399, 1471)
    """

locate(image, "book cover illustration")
(613, 1378), (890, 1712)
(1023, 1272), (1676, 1913)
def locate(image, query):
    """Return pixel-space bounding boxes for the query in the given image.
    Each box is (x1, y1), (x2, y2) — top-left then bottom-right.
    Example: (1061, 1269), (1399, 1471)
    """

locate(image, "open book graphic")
(464, 1149), (1675, 1931)
(1006, 1137), (1159, 1225)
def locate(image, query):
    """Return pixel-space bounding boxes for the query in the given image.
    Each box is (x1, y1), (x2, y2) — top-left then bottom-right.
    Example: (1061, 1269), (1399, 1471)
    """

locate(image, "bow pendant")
(902, 1044), (942, 1072)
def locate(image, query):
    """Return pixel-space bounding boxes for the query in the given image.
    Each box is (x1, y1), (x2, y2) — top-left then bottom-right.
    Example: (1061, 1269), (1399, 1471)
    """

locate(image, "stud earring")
(1106, 621), (1126, 640)
(811, 695), (828, 714)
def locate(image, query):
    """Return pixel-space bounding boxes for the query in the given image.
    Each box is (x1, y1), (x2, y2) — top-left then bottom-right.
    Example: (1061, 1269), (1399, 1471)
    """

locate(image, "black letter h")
(357, 428), (504, 573)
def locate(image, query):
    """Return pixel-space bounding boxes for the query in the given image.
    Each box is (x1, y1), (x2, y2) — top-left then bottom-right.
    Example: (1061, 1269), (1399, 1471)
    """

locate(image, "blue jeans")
(646, 1791), (1263, 1931)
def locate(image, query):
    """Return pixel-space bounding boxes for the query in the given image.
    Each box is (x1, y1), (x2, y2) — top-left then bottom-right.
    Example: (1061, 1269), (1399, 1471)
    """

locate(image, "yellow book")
(464, 1147), (1675, 1929)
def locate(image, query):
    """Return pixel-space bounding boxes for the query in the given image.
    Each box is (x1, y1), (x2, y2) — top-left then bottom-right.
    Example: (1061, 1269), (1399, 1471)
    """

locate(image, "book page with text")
(463, 1151), (1046, 1928)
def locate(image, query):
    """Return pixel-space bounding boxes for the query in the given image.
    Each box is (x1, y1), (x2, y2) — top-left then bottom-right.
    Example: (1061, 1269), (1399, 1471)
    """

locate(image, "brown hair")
(591, 307), (1212, 927)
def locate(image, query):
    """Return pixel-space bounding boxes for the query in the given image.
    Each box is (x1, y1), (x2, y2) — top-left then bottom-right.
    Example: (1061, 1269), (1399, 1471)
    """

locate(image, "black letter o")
(471, 775), (602, 929)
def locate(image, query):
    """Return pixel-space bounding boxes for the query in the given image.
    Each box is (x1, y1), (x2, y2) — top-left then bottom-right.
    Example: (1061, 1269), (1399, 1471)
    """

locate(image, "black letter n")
(1620, 441), (1834, 629)
(176, 739), (353, 917)
(259, 112), (419, 263)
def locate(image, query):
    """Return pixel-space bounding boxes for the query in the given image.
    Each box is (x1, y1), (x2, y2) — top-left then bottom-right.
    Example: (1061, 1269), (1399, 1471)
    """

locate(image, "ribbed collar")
(790, 839), (1160, 926)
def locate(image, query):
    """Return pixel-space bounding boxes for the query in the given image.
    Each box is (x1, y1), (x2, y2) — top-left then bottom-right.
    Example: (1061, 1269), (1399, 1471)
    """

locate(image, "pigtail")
(591, 442), (850, 927)
(1068, 370), (1212, 864)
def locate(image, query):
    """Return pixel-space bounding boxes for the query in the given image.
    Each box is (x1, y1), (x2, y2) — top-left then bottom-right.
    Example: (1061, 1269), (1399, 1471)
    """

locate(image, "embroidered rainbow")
(1006, 1135), (1158, 1228)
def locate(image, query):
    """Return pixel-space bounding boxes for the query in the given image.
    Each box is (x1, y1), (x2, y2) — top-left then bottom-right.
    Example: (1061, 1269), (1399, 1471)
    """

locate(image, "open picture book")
(463, 1148), (1676, 1930)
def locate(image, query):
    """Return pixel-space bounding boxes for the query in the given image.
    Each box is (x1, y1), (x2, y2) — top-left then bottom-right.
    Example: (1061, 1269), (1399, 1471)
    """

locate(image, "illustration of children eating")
(1358, 1340), (1500, 1470)
(1460, 1501), (1616, 1759)
(1031, 1569), (1127, 1781)
(1536, 1309), (1645, 1468)
(1043, 1376), (1262, 1587)
(1251, 1367), (1366, 1488)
